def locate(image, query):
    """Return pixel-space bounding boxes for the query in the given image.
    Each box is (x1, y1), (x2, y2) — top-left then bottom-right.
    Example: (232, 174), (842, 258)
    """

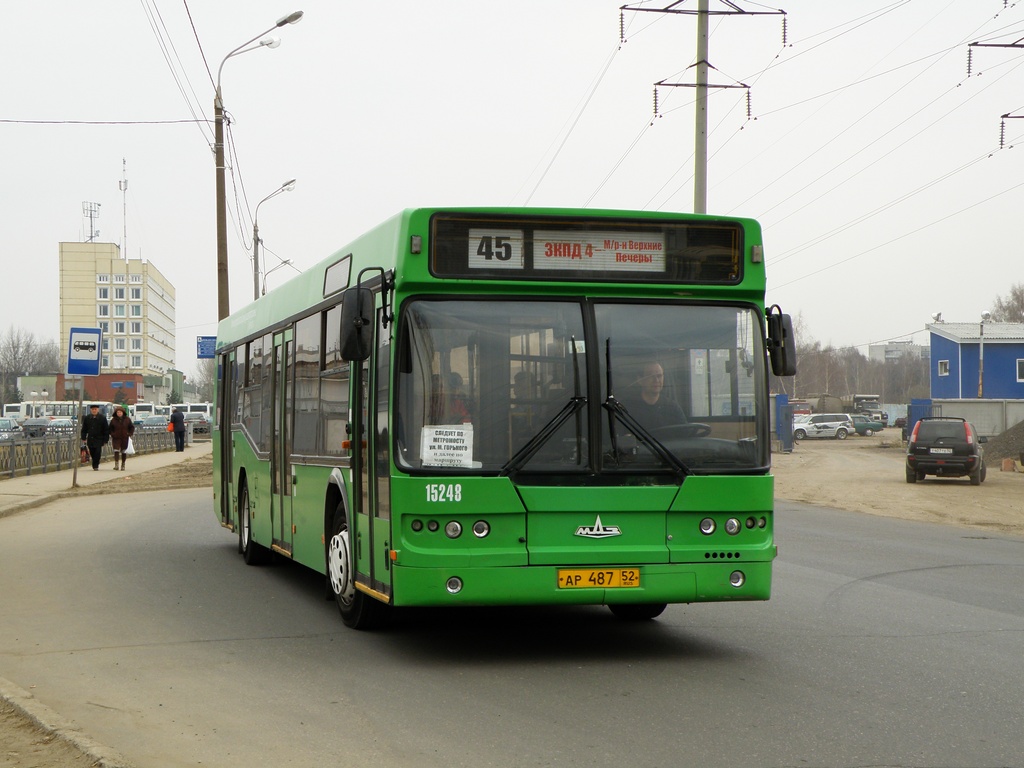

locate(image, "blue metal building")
(927, 322), (1024, 400)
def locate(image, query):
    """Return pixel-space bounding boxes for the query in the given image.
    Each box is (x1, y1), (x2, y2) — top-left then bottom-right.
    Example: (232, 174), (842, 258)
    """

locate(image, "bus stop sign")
(197, 336), (216, 359)
(67, 327), (102, 376)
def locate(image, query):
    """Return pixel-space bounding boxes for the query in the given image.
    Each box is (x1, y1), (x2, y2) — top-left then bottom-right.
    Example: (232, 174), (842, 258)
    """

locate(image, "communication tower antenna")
(119, 158), (128, 259)
(83, 202), (101, 242)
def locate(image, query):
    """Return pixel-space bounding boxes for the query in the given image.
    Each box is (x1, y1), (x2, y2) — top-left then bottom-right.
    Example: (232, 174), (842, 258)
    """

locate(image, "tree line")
(0, 326), (61, 403)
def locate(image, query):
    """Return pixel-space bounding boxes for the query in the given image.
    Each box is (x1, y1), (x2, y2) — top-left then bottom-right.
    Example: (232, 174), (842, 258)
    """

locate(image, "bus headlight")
(729, 570), (746, 588)
(725, 518), (741, 535)
(472, 520), (490, 538)
(444, 521), (462, 539)
(699, 518), (716, 535)
(446, 577), (463, 594)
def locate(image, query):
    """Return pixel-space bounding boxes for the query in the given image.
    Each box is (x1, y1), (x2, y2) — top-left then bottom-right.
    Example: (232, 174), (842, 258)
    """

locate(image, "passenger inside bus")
(428, 372), (471, 425)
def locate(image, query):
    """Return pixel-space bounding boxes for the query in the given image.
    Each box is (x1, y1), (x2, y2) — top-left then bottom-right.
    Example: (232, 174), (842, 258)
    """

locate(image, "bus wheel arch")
(238, 472), (270, 565)
(325, 472), (386, 629)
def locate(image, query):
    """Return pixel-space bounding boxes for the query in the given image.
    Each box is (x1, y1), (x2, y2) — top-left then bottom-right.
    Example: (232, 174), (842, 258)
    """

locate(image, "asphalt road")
(1, 489), (1021, 768)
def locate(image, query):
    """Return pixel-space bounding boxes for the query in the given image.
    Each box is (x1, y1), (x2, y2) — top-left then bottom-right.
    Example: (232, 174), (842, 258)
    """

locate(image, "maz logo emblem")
(574, 516), (622, 538)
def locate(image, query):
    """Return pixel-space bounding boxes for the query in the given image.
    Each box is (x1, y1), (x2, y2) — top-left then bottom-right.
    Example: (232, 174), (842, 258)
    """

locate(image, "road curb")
(0, 676), (135, 767)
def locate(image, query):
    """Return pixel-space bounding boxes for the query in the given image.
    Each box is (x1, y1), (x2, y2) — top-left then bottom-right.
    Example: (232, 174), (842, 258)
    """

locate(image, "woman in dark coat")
(108, 406), (135, 471)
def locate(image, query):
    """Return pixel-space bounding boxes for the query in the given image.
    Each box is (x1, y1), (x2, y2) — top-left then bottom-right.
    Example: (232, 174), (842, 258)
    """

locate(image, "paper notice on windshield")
(421, 424), (475, 467)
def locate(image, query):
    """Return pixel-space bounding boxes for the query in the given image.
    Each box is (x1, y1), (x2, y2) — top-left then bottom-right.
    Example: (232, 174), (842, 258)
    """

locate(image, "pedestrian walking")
(80, 403), (109, 471)
(170, 406), (186, 452)
(108, 405), (135, 471)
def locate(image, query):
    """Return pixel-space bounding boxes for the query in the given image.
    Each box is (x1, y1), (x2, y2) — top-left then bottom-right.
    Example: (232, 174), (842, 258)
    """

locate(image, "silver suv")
(793, 413), (853, 440)
(0, 417), (21, 440)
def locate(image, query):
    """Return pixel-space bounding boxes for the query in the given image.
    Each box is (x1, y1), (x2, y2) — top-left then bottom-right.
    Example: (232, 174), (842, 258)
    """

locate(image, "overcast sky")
(4, 1), (1022, 378)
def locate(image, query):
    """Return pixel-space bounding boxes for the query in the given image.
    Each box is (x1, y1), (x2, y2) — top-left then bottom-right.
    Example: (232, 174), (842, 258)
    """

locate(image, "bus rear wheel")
(327, 502), (386, 630)
(608, 603), (667, 621)
(239, 482), (270, 565)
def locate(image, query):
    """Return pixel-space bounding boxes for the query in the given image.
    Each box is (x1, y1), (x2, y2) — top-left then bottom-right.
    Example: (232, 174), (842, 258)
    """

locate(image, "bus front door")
(271, 332), (294, 556)
(352, 305), (392, 603)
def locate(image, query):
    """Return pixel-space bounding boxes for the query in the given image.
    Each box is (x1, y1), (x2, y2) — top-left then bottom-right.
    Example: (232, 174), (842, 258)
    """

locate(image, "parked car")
(0, 417), (21, 440)
(21, 418), (52, 438)
(792, 413), (853, 440)
(183, 412), (211, 434)
(906, 417), (987, 485)
(47, 418), (77, 435)
(850, 414), (884, 436)
(139, 415), (171, 433)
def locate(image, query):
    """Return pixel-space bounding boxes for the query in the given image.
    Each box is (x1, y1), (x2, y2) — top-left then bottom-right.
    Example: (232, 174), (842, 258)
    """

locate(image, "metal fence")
(0, 431), (176, 479)
(931, 399), (1024, 438)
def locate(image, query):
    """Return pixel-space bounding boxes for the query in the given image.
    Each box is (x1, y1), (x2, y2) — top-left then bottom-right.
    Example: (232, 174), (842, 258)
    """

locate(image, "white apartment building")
(58, 242), (176, 378)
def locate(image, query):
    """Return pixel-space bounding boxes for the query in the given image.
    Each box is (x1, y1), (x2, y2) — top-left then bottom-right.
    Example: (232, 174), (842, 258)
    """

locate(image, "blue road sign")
(197, 335), (216, 359)
(68, 327), (102, 376)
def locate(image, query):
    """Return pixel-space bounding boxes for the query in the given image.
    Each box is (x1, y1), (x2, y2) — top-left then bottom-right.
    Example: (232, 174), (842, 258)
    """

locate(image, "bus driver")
(623, 361), (686, 428)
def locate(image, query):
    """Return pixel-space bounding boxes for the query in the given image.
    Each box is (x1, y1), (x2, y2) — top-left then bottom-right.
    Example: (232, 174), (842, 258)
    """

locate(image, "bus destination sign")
(469, 229), (665, 274)
(432, 213), (743, 284)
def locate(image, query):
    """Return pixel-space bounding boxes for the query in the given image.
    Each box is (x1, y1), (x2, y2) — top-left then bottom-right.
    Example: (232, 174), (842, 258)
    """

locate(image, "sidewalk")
(0, 440), (213, 519)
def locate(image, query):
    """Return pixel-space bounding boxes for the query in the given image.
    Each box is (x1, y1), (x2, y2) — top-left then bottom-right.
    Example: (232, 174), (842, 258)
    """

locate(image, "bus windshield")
(395, 298), (766, 475)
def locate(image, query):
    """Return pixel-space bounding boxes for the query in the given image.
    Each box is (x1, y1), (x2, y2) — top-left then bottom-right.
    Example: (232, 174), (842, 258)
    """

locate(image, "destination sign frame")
(431, 213), (743, 284)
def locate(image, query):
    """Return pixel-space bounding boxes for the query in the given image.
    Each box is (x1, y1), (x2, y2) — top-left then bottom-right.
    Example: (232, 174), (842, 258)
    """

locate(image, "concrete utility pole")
(621, 1), (785, 213)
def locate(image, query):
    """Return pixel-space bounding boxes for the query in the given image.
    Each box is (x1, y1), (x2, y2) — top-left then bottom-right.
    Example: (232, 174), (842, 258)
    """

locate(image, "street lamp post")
(253, 179), (296, 300)
(978, 310), (991, 398)
(214, 10), (304, 321)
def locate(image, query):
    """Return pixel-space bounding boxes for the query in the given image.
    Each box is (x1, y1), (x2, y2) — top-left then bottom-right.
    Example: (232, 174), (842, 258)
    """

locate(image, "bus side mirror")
(766, 309), (797, 377)
(339, 286), (374, 361)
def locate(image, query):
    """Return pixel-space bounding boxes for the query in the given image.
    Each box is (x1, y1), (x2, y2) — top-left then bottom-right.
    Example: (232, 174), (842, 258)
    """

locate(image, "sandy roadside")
(772, 431), (1024, 537)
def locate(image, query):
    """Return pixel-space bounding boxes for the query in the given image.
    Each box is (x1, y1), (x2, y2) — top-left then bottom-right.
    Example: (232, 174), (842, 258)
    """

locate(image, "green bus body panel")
(516, 486), (677, 566)
(391, 477), (528, 568)
(390, 561), (772, 608)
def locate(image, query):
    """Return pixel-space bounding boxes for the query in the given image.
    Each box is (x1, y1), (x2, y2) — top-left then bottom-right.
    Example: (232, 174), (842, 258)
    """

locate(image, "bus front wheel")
(608, 603), (667, 621)
(327, 502), (386, 630)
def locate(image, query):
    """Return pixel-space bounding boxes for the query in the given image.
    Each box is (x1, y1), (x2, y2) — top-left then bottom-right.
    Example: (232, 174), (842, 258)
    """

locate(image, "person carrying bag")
(108, 405), (135, 471)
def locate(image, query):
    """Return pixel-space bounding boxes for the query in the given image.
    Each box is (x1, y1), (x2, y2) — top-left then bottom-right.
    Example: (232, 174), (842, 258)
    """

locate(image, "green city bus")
(212, 207), (795, 629)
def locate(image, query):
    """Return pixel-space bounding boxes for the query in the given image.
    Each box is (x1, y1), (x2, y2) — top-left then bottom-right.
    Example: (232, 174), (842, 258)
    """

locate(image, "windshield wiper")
(501, 336), (586, 477)
(602, 339), (689, 477)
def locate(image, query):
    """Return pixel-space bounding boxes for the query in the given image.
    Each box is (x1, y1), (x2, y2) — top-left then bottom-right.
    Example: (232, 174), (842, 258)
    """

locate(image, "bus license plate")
(557, 568), (641, 589)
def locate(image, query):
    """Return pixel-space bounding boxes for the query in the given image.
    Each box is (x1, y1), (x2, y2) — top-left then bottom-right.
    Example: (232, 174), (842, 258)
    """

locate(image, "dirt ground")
(773, 430), (1024, 537)
(2, 439), (1022, 767)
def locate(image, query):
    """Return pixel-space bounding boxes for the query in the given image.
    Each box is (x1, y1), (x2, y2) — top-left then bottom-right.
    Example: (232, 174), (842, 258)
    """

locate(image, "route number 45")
(476, 235), (513, 261)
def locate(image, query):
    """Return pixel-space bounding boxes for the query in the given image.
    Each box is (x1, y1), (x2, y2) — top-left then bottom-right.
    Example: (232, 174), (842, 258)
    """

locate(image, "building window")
(114, 321), (125, 334)
(97, 274), (110, 283)
(130, 287), (142, 300)
(131, 338), (142, 351)
(131, 355), (143, 368)
(102, 338), (109, 350)
(114, 287), (125, 300)
(130, 322), (142, 334)
(99, 322), (109, 333)
(130, 274), (142, 283)
(115, 338), (126, 351)
(938, 360), (949, 377)
(97, 304), (109, 317)
(114, 305), (126, 317)
(113, 274), (126, 284)
(1018, 359), (1024, 383)
(130, 304), (142, 317)
(102, 356), (109, 367)
(97, 287), (109, 300)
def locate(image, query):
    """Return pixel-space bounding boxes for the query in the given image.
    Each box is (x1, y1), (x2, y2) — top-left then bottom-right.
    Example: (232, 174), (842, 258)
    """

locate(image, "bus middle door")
(271, 330), (294, 556)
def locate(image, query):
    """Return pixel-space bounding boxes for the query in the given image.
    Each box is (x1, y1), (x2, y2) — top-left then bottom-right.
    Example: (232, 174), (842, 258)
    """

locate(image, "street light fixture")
(263, 258), (295, 296)
(214, 10), (304, 321)
(253, 179), (296, 300)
